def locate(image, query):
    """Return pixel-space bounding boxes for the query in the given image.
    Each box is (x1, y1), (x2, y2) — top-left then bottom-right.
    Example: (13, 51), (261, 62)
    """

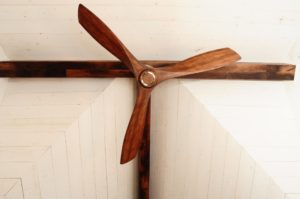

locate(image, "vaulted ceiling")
(0, 1), (299, 199)
(0, 0), (299, 61)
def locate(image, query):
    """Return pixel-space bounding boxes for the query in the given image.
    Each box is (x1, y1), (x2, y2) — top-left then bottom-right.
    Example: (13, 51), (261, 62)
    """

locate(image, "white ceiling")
(0, 1), (299, 198)
(0, 0), (298, 156)
(0, 0), (299, 62)
(0, 78), (112, 133)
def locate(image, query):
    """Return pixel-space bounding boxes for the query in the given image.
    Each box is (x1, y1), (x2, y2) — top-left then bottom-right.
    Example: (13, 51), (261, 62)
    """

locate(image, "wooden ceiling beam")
(0, 61), (295, 80)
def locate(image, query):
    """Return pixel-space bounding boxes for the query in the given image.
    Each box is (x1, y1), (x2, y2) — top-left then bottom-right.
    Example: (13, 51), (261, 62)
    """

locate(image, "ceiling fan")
(0, 3), (295, 199)
(78, 4), (241, 164)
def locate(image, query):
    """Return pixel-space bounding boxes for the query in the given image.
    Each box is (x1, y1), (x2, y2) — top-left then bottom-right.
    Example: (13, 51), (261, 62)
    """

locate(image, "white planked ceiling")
(0, 78), (113, 133)
(0, 0), (299, 61)
(0, 0), (299, 198)
(0, 77), (137, 199)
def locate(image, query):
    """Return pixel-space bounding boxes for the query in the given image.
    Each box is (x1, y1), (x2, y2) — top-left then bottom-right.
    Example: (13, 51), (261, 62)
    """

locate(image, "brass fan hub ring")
(139, 70), (157, 88)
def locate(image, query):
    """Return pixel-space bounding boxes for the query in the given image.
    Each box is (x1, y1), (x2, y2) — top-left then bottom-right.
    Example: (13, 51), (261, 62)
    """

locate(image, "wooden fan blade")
(156, 48), (241, 82)
(78, 4), (142, 76)
(121, 85), (152, 164)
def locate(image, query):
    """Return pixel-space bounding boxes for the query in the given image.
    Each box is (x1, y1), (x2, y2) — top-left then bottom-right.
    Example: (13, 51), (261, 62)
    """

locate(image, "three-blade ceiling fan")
(0, 3), (295, 199)
(78, 4), (241, 164)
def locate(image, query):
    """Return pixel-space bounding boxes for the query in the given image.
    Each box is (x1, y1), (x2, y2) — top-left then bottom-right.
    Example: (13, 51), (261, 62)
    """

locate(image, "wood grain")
(120, 85), (152, 164)
(139, 101), (150, 199)
(78, 4), (143, 76)
(77, 4), (242, 167)
(0, 61), (295, 80)
(156, 48), (240, 82)
(119, 47), (241, 164)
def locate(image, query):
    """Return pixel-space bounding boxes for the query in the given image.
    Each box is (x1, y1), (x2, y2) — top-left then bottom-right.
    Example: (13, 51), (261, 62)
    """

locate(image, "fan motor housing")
(139, 70), (157, 88)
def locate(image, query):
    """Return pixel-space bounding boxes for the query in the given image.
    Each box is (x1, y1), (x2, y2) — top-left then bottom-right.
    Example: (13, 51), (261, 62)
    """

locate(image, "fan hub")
(139, 70), (157, 88)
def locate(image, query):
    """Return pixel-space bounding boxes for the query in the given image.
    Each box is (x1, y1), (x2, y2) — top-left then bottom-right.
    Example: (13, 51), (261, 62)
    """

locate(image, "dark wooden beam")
(139, 101), (151, 199)
(0, 61), (295, 80)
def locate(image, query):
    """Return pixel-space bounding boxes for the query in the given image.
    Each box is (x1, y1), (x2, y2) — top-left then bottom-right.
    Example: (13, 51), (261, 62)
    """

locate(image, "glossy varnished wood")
(78, 4), (142, 76)
(120, 85), (152, 164)
(73, 4), (243, 166)
(0, 61), (295, 80)
(0, 3), (296, 199)
(119, 48), (241, 164)
(156, 48), (241, 83)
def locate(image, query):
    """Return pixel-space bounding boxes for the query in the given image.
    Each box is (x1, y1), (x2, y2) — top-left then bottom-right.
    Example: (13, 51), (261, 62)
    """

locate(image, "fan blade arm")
(120, 85), (152, 164)
(156, 48), (241, 82)
(78, 4), (143, 76)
